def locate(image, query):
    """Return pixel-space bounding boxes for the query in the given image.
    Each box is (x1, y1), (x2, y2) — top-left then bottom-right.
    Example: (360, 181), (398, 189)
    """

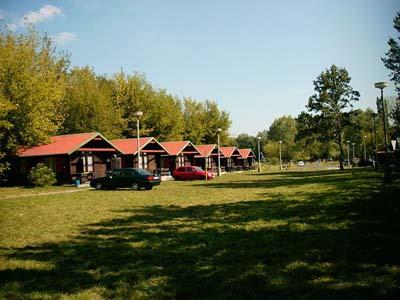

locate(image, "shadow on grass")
(201, 169), (382, 191)
(1, 171), (399, 299)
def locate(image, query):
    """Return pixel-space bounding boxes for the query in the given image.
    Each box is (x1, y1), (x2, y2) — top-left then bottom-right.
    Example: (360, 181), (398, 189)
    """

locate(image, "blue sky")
(1, 0), (399, 136)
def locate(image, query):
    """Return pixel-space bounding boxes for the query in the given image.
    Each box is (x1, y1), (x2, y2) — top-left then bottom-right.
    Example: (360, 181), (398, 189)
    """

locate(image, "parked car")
(90, 168), (161, 190)
(298, 161), (305, 166)
(172, 166), (215, 180)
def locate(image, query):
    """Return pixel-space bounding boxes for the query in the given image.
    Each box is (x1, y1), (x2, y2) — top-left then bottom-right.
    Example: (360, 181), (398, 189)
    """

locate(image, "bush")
(28, 163), (57, 187)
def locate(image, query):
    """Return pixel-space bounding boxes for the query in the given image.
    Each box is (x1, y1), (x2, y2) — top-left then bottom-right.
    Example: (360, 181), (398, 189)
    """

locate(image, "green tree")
(390, 99), (400, 136)
(382, 11), (400, 96)
(307, 65), (360, 170)
(0, 29), (68, 164)
(182, 99), (231, 144)
(234, 133), (257, 151)
(202, 100), (231, 144)
(266, 116), (298, 161)
(62, 67), (123, 138)
(144, 90), (184, 141)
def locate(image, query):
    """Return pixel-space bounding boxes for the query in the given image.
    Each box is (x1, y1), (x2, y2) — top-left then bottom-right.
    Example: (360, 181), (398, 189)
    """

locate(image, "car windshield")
(193, 166), (204, 172)
(133, 168), (151, 175)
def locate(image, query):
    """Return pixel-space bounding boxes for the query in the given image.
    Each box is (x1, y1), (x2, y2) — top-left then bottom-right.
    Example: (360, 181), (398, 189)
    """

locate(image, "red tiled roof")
(161, 141), (200, 156)
(195, 144), (217, 157)
(18, 132), (101, 157)
(220, 146), (240, 158)
(111, 137), (154, 155)
(238, 148), (256, 159)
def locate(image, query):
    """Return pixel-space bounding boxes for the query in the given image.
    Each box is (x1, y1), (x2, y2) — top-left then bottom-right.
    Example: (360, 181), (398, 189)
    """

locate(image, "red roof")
(161, 141), (199, 156)
(238, 148), (256, 159)
(220, 147), (240, 158)
(195, 144), (217, 157)
(18, 132), (113, 157)
(111, 137), (154, 155)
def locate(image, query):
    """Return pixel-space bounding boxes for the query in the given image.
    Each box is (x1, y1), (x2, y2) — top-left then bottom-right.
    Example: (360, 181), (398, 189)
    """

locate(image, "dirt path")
(0, 187), (92, 200)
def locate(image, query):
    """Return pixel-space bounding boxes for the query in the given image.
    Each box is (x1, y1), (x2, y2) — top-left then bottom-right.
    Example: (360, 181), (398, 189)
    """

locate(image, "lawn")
(0, 169), (399, 299)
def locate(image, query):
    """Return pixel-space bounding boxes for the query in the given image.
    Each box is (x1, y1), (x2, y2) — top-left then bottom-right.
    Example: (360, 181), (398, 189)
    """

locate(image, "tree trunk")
(337, 116), (344, 170)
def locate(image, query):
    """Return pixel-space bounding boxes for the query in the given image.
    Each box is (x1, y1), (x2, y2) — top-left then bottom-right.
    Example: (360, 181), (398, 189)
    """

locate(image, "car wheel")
(145, 185), (153, 190)
(95, 182), (103, 190)
(131, 182), (140, 191)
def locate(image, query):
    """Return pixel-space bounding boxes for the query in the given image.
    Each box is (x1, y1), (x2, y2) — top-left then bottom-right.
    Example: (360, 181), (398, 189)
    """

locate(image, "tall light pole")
(216, 128), (222, 176)
(363, 135), (367, 161)
(278, 141), (282, 171)
(371, 112), (378, 152)
(347, 140), (350, 166)
(134, 111), (143, 169)
(352, 142), (355, 163)
(257, 136), (261, 172)
(374, 82), (389, 152)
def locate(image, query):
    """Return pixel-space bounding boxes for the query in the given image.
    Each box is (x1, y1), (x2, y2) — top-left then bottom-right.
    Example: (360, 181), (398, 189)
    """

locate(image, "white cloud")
(21, 4), (62, 25)
(52, 32), (78, 44)
(7, 4), (63, 30)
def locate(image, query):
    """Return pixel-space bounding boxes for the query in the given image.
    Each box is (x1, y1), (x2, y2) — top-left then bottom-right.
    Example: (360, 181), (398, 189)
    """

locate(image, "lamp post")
(352, 142), (355, 163)
(363, 135), (367, 161)
(374, 82), (389, 152)
(257, 136), (261, 173)
(371, 112), (378, 152)
(134, 111), (143, 169)
(216, 128), (222, 176)
(347, 140), (350, 166)
(278, 141), (282, 171)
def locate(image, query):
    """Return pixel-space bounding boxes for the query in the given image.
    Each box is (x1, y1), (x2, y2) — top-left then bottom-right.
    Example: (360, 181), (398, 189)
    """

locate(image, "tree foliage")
(62, 67), (123, 138)
(306, 65), (360, 169)
(0, 29), (68, 157)
(382, 11), (400, 96)
(0, 28), (232, 176)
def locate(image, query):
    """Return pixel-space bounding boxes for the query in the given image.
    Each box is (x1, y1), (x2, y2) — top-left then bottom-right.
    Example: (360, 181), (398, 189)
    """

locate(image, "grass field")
(1, 168), (399, 299)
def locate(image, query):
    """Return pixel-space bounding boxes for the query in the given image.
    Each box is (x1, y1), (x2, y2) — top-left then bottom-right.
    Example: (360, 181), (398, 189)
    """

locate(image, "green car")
(90, 168), (161, 190)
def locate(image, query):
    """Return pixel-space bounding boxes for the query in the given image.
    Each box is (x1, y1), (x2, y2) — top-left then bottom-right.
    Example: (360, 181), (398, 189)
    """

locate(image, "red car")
(172, 166), (215, 180)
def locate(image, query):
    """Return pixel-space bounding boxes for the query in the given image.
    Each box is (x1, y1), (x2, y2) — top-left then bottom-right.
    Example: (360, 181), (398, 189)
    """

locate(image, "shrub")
(28, 163), (57, 187)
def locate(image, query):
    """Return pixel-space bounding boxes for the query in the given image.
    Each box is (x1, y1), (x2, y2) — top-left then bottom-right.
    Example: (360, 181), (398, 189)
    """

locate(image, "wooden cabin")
(111, 137), (167, 174)
(220, 147), (242, 171)
(160, 141), (201, 173)
(194, 144), (223, 172)
(14, 132), (122, 184)
(237, 148), (256, 170)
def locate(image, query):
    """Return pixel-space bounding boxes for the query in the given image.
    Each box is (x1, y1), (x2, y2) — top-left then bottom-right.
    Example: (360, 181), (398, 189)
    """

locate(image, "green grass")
(0, 169), (399, 299)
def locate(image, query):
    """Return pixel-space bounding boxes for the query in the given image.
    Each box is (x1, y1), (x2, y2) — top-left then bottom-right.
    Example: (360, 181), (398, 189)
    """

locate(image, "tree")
(62, 67), (123, 138)
(306, 65), (360, 170)
(266, 116), (298, 162)
(0, 29), (68, 173)
(234, 133), (257, 152)
(390, 98), (400, 137)
(182, 99), (231, 145)
(382, 12), (400, 96)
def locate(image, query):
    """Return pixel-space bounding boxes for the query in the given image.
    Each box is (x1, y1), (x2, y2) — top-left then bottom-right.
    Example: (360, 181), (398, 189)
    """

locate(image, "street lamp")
(257, 136), (261, 173)
(352, 142), (355, 163)
(278, 141), (282, 171)
(347, 140), (351, 166)
(363, 135), (367, 161)
(374, 82), (389, 152)
(216, 128), (222, 176)
(371, 112), (378, 152)
(134, 111), (143, 169)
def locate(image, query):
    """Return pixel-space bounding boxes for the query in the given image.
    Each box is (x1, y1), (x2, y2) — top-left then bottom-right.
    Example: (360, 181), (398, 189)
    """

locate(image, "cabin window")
(177, 155), (185, 167)
(138, 154), (148, 169)
(45, 157), (56, 172)
(20, 159), (26, 173)
(87, 155), (93, 172)
(77, 154), (94, 173)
